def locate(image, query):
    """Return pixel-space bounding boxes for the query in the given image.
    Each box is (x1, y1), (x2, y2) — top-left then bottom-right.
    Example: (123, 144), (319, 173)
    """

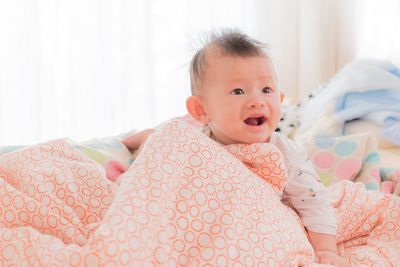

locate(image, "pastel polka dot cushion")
(303, 133), (385, 190)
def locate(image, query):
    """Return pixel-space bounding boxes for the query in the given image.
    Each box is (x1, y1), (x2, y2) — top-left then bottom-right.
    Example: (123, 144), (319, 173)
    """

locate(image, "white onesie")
(270, 132), (337, 235)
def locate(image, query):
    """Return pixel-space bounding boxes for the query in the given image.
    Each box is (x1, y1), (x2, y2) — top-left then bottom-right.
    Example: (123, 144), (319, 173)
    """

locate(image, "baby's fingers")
(318, 257), (334, 266)
(315, 251), (349, 267)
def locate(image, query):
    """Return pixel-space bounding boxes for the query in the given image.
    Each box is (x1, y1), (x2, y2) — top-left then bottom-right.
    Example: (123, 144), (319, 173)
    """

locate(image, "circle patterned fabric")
(224, 143), (288, 194)
(0, 119), (399, 266)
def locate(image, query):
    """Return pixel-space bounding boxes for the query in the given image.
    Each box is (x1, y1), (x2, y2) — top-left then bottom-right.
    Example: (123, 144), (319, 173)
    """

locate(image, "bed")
(0, 59), (399, 266)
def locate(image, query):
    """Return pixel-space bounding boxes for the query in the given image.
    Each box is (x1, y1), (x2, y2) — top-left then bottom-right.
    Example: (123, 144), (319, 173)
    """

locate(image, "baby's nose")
(247, 98), (265, 108)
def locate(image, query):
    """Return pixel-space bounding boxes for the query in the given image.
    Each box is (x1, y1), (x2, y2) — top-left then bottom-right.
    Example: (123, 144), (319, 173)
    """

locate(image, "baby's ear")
(280, 92), (285, 103)
(186, 96), (209, 124)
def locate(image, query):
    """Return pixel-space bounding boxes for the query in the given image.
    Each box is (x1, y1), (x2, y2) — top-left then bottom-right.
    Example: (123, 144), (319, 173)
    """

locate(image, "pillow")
(302, 133), (381, 190)
(382, 123), (400, 146)
(0, 145), (25, 157)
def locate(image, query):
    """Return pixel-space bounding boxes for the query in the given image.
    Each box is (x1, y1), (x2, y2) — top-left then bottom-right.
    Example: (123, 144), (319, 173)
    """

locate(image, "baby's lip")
(244, 115), (267, 126)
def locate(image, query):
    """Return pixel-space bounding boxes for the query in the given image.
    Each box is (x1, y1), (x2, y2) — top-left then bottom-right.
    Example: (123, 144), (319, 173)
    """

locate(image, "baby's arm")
(281, 142), (348, 266)
(307, 230), (338, 254)
(308, 231), (348, 266)
(122, 128), (155, 157)
(284, 173), (349, 266)
(283, 170), (341, 252)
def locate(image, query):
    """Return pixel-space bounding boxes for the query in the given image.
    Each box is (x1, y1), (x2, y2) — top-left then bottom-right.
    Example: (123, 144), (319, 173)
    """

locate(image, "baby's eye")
(262, 87), (272, 94)
(231, 88), (244, 95)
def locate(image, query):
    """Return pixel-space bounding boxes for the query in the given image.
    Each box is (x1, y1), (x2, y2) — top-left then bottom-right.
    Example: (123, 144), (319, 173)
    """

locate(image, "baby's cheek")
(270, 116), (281, 129)
(223, 114), (236, 123)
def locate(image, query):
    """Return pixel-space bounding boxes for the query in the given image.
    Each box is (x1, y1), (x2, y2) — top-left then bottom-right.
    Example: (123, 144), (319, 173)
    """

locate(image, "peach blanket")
(0, 119), (399, 266)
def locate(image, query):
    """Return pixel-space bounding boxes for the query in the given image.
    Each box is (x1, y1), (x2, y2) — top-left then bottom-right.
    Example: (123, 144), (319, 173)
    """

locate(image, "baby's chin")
(241, 136), (269, 144)
(240, 131), (272, 144)
(219, 135), (270, 145)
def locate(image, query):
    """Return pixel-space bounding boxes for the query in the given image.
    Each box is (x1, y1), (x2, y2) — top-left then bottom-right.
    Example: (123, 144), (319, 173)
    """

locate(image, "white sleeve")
(276, 135), (337, 235)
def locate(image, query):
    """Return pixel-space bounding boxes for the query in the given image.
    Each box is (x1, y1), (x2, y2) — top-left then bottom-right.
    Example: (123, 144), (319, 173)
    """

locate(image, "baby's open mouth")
(244, 116), (266, 126)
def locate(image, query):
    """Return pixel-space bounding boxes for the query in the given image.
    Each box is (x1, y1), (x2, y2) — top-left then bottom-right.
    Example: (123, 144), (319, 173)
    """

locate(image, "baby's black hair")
(189, 29), (269, 95)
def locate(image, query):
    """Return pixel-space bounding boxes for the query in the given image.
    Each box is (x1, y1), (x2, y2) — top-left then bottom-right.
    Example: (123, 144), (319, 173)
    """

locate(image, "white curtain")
(0, 0), (398, 145)
(353, 0), (400, 65)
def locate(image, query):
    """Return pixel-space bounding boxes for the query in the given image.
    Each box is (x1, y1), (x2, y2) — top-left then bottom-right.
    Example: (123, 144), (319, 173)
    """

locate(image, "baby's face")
(199, 54), (283, 145)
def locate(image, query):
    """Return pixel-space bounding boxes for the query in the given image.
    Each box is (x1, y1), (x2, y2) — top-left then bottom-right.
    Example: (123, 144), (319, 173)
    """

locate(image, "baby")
(123, 30), (348, 266)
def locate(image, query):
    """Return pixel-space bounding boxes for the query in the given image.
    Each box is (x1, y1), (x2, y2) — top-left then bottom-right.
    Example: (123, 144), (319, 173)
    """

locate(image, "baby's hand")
(315, 250), (349, 267)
